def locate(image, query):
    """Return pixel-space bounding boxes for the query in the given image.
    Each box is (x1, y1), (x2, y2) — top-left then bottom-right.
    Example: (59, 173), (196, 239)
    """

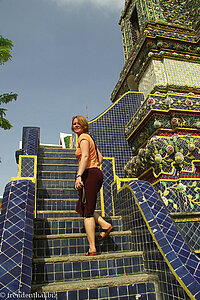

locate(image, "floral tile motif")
(154, 179), (200, 213)
(125, 134), (200, 179)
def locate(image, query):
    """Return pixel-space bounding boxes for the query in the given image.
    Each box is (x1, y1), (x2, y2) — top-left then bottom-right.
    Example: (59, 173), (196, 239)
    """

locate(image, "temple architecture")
(111, 0), (200, 101)
(0, 0), (200, 299)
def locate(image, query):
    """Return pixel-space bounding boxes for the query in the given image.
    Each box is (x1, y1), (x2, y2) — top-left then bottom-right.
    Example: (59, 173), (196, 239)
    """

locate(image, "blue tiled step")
(39, 152), (76, 158)
(37, 187), (78, 199)
(37, 171), (76, 180)
(33, 230), (133, 257)
(37, 198), (78, 211)
(36, 210), (80, 218)
(38, 157), (78, 164)
(31, 273), (158, 300)
(34, 216), (122, 235)
(37, 164), (78, 172)
(32, 251), (144, 284)
(37, 179), (75, 189)
(39, 148), (76, 153)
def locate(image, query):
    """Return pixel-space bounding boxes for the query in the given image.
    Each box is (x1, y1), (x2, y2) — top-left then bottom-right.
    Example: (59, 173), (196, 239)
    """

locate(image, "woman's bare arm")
(75, 139), (89, 190)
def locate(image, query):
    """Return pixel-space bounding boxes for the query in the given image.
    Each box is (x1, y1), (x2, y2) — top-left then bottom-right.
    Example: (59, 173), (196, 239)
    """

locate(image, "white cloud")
(51, 0), (124, 11)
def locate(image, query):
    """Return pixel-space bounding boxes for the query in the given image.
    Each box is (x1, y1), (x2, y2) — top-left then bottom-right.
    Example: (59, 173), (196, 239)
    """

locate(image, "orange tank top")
(75, 133), (99, 169)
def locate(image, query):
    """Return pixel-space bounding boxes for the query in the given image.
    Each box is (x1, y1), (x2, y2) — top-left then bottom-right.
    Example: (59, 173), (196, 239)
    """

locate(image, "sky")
(0, 0), (125, 195)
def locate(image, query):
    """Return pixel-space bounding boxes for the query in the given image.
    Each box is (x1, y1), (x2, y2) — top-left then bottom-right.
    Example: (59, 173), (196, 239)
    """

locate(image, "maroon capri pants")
(76, 167), (103, 218)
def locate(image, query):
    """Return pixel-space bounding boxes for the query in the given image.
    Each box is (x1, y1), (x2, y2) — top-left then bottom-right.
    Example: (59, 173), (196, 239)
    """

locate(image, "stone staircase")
(31, 147), (159, 299)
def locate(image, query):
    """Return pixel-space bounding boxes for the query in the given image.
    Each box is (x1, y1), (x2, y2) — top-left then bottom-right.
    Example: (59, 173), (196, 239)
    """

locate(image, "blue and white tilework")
(0, 180), (35, 299)
(20, 156), (35, 178)
(101, 158), (115, 216)
(114, 180), (200, 299)
(89, 92), (143, 178)
(22, 127), (40, 156)
(139, 58), (200, 98)
(0, 126), (40, 299)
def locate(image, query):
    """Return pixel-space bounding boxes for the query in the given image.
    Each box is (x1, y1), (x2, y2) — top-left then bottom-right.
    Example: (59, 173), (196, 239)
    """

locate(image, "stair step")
(37, 179), (75, 189)
(38, 158), (78, 164)
(33, 250), (143, 263)
(31, 273), (159, 295)
(32, 251), (144, 284)
(37, 171), (76, 180)
(34, 230), (132, 240)
(36, 198), (78, 211)
(37, 164), (78, 171)
(37, 188), (78, 199)
(33, 230), (133, 257)
(34, 216), (122, 235)
(39, 148), (76, 153)
(39, 152), (76, 158)
(36, 210), (80, 218)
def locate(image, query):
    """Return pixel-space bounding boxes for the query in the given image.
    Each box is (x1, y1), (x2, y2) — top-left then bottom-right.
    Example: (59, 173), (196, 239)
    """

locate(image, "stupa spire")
(111, 0), (200, 102)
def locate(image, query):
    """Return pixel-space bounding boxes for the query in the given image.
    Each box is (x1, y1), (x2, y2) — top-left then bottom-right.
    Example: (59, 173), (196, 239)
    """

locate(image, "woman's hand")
(75, 176), (84, 190)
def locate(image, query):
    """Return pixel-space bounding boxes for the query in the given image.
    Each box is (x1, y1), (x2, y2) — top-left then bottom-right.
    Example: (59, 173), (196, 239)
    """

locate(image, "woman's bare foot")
(98, 224), (114, 241)
(85, 247), (96, 256)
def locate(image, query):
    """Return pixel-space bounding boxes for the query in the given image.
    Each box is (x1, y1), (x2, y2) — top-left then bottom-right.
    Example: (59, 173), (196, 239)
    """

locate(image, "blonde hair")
(71, 115), (89, 133)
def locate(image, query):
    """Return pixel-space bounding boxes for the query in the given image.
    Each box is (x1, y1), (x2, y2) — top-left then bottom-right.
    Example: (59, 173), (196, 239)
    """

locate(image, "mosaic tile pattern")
(89, 92), (143, 179)
(139, 58), (200, 98)
(32, 255), (144, 283)
(138, 60), (163, 99)
(0, 126), (40, 298)
(22, 127), (40, 155)
(101, 158), (115, 216)
(56, 283), (157, 300)
(36, 199), (78, 211)
(33, 217), (122, 236)
(33, 234), (132, 257)
(20, 156), (35, 178)
(0, 180), (35, 297)
(125, 134), (200, 180)
(154, 179), (200, 213)
(125, 93), (200, 153)
(114, 179), (200, 299)
(176, 221), (200, 252)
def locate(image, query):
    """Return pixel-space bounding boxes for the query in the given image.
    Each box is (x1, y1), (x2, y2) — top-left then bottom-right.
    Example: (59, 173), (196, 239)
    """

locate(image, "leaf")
(0, 117), (12, 130)
(0, 93), (18, 105)
(167, 159), (173, 162)
(173, 203), (178, 210)
(192, 181), (197, 187)
(164, 190), (169, 196)
(189, 156), (195, 160)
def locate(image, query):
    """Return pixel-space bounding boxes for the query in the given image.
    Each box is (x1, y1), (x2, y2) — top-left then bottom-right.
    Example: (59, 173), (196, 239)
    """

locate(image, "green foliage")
(0, 35), (13, 65)
(0, 36), (18, 130)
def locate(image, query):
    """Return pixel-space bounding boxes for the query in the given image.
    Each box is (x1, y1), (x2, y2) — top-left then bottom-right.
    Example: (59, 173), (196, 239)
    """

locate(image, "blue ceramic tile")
(109, 286), (118, 297)
(79, 289), (88, 300)
(118, 285), (127, 296)
(89, 288), (98, 299)
(68, 290), (77, 300)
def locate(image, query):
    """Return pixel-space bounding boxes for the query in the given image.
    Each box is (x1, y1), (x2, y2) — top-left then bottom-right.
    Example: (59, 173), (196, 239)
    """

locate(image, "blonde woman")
(72, 115), (114, 255)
